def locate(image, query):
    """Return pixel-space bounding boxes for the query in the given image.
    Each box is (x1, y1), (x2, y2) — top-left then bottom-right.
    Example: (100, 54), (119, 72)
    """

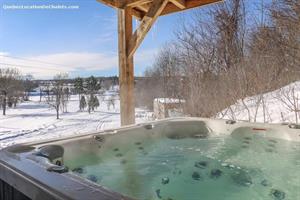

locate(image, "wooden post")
(118, 8), (135, 126)
(108, 0), (221, 126)
(118, 1), (168, 126)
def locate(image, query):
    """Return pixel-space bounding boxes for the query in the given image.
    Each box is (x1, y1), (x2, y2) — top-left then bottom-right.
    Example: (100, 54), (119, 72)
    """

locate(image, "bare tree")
(0, 68), (23, 115)
(23, 74), (37, 101)
(276, 84), (300, 123)
(138, 0), (299, 122)
(61, 87), (70, 113)
(107, 95), (116, 110)
(46, 73), (68, 119)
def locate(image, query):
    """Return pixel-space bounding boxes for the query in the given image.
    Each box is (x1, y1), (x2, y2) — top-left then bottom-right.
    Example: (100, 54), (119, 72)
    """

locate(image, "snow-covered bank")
(0, 93), (152, 149)
(217, 81), (300, 124)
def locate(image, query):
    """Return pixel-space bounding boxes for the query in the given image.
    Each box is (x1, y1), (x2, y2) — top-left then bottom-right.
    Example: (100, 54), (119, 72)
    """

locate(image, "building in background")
(153, 98), (186, 119)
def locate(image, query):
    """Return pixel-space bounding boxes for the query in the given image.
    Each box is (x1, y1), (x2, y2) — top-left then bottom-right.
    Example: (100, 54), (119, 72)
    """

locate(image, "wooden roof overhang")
(97, 0), (222, 20)
(96, 0), (222, 126)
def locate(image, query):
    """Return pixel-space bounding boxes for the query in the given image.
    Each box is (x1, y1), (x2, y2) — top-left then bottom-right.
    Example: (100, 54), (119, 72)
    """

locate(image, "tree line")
(0, 68), (37, 115)
(44, 75), (105, 119)
(136, 0), (300, 122)
(45, 75), (118, 119)
(0, 70), (118, 119)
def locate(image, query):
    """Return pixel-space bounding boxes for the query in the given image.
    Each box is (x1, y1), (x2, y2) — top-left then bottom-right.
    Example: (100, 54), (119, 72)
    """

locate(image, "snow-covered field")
(1, 81), (299, 150)
(218, 81), (300, 124)
(0, 91), (152, 149)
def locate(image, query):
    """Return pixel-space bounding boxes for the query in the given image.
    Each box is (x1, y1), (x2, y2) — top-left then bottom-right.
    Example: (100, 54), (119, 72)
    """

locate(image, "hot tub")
(1, 118), (300, 200)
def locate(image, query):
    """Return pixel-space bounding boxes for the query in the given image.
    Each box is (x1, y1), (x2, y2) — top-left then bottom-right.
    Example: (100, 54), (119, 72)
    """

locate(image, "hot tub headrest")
(164, 121), (210, 139)
(34, 145), (64, 161)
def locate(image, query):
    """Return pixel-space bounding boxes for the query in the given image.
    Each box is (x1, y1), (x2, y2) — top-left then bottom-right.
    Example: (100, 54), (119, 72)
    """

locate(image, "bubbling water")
(65, 132), (300, 200)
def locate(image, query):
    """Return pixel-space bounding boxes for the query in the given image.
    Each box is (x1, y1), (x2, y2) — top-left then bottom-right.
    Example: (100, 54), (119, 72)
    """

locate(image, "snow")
(1, 81), (299, 150)
(217, 81), (300, 124)
(154, 98), (185, 104)
(0, 91), (152, 149)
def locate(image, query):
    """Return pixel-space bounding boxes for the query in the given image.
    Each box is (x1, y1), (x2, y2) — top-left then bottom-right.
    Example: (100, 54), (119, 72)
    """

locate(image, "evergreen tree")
(80, 96), (87, 111)
(93, 96), (99, 110)
(74, 77), (84, 110)
(85, 76), (100, 93)
(85, 76), (101, 113)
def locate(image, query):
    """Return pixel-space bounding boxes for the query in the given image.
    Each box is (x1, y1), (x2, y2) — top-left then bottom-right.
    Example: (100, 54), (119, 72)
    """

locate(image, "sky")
(0, 0), (199, 79)
(0, 0), (266, 79)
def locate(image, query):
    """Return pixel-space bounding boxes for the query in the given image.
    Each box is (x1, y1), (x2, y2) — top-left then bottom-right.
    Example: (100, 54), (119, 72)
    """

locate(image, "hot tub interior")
(0, 119), (300, 200)
(32, 120), (300, 200)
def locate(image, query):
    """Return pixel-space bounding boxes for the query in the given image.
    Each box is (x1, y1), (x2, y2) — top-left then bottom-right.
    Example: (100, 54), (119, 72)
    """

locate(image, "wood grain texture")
(118, 8), (135, 125)
(128, 0), (169, 58)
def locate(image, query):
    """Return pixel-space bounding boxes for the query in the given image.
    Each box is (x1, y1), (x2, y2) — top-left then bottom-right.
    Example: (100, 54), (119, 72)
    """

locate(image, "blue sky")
(0, 0), (266, 79)
(0, 0), (194, 79)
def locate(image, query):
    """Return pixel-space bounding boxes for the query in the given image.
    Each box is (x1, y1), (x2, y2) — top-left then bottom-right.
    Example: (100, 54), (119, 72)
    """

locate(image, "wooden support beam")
(127, 0), (169, 58)
(96, 0), (122, 8)
(161, 0), (222, 16)
(131, 8), (144, 20)
(125, 0), (152, 7)
(169, 0), (186, 9)
(118, 8), (135, 126)
(136, 4), (150, 12)
(97, 0), (223, 126)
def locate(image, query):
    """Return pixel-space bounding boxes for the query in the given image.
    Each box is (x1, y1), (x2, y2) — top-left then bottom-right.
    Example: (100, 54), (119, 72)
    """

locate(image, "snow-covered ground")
(1, 81), (299, 150)
(0, 91), (152, 149)
(218, 81), (300, 124)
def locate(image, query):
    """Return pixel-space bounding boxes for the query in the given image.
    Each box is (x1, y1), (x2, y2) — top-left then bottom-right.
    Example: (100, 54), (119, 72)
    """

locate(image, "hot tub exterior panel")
(0, 150), (134, 200)
(0, 179), (31, 200)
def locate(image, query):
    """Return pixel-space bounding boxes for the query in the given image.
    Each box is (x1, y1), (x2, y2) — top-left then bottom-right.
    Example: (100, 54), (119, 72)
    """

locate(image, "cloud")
(0, 49), (157, 79)
(0, 52), (9, 56)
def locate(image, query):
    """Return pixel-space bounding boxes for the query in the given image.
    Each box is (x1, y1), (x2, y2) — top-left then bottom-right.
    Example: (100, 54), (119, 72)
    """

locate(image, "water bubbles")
(65, 130), (297, 199)
(221, 163), (229, 167)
